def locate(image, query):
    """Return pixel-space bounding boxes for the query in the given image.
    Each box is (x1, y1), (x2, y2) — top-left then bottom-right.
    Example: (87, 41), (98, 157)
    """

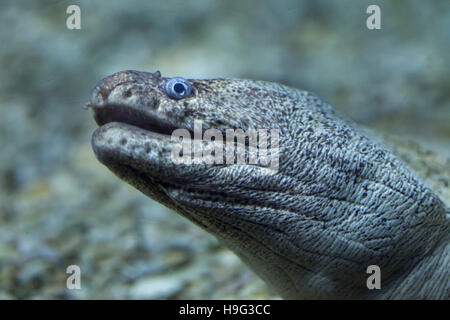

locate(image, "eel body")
(89, 70), (449, 299)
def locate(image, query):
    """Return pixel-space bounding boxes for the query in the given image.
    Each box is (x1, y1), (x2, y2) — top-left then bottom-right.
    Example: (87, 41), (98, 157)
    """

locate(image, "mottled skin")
(89, 70), (449, 299)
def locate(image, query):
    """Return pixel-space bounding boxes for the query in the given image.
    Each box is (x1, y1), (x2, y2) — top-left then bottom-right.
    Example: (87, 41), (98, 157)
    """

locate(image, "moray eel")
(89, 70), (449, 299)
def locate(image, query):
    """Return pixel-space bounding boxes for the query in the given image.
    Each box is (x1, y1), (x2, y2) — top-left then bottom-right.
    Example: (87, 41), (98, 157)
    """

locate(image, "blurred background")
(0, 0), (449, 299)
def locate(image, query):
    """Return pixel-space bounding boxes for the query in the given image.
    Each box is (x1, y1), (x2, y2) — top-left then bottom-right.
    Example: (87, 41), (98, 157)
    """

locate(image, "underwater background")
(0, 0), (449, 298)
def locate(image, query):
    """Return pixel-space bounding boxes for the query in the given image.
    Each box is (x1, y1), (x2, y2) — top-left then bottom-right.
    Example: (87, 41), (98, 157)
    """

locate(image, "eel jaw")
(92, 103), (178, 138)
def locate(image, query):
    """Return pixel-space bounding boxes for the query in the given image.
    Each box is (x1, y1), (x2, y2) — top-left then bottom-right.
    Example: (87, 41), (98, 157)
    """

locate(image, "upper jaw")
(88, 70), (180, 136)
(89, 70), (161, 100)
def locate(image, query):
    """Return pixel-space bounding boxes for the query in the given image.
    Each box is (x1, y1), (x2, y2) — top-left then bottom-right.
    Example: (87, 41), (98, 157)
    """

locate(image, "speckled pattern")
(90, 70), (449, 299)
(1, 1), (449, 300)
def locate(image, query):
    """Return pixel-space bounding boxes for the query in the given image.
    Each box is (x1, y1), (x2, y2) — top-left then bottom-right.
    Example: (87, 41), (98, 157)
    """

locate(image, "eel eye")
(164, 77), (192, 99)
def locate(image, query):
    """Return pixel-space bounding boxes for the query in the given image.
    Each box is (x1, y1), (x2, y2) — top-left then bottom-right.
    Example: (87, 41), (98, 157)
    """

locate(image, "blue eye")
(165, 77), (192, 99)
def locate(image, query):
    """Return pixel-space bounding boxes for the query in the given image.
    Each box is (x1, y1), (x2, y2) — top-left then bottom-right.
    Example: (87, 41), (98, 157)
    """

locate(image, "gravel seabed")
(0, 1), (448, 299)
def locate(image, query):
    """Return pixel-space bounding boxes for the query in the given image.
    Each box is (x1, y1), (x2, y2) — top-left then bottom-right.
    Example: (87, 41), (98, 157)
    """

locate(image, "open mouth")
(92, 104), (180, 136)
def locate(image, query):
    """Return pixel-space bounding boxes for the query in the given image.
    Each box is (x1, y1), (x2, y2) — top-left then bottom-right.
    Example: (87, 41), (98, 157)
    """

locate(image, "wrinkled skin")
(90, 70), (449, 299)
